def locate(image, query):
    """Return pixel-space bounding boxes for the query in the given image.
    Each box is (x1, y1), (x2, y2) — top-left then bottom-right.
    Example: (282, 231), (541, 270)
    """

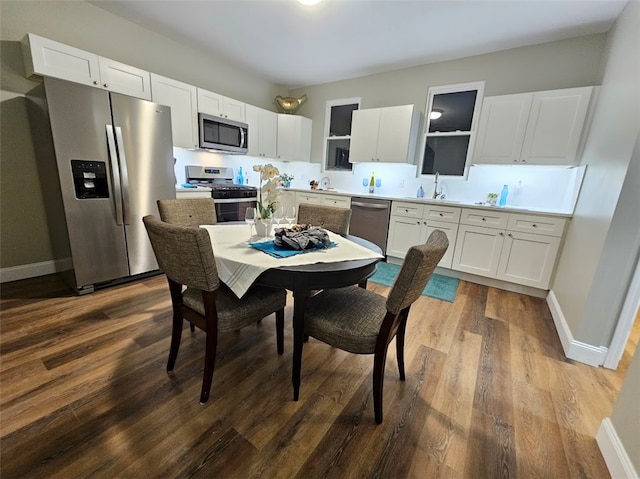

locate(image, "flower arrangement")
(280, 173), (294, 187)
(253, 163), (282, 219)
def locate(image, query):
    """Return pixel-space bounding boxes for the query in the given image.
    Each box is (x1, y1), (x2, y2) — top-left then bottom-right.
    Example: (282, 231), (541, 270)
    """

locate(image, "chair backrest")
(143, 215), (220, 292)
(157, 198), (217, 226)
(297, 203), (352, 235)
(386, 229), (449, 314)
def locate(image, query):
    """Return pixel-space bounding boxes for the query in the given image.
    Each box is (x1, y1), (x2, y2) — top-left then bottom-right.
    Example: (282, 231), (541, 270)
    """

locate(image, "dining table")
(201, 223), (384, 400)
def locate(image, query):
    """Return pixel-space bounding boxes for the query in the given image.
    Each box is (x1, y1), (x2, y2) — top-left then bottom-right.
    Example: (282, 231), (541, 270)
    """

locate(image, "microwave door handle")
(240, 126), (246, 148)
(106, 125), (124, 225)
(114, 126), (131, 225)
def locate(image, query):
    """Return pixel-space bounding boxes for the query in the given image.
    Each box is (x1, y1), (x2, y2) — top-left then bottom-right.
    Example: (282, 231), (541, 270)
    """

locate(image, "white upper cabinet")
(474, 87), (593, 165)
(349, 105), (419, 163)
(277, 114), (312, 162)
(196, 88), (245, 122)
(22, 33), (151, 100)
(245, 104), (277, 158)
(150, 73), (198, 149)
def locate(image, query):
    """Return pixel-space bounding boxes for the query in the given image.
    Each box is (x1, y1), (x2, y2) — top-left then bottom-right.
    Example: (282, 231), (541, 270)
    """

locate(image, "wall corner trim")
(597, 418), (639, 479)
(0, 258), (72, 283)
(546, 289), (609, 367)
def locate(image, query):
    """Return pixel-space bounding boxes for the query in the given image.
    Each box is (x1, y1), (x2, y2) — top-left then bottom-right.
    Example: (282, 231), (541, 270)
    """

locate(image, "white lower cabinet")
(452, 209), (566, 289)
(387, 201), (459, 269)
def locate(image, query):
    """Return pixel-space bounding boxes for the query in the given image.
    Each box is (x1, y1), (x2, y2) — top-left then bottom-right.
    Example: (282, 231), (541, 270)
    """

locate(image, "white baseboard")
(0, 258), (72, 283)
(546, 289), (608, 367)
(597, 418), (639, 479)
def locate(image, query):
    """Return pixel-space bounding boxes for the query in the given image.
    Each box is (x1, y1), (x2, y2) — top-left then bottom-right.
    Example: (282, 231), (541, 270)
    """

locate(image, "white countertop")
(175, 185), (212, 192)
(282, 187), (573, 218)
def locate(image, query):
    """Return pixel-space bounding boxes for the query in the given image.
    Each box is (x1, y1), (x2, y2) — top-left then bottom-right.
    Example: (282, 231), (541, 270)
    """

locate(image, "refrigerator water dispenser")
(71, 160), (109, 199)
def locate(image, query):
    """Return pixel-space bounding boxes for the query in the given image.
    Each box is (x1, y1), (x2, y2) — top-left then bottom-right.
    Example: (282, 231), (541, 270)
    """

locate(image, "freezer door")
(110, 93), (175, 275)
(43, 77), (129, 289)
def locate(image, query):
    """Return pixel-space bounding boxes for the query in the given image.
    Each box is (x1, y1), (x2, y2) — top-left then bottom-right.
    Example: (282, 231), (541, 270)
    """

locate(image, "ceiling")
(91, 0), (628, 89)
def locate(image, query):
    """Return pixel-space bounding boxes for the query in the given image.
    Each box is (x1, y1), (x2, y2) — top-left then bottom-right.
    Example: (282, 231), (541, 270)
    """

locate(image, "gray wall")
(290, 34), (606, 165)
(0, 0), (283, 269)
(552, 1), (640, 346)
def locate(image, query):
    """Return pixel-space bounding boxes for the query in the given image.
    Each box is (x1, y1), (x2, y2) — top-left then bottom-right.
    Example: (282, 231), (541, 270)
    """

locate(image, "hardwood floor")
(1, 273), (635, 478)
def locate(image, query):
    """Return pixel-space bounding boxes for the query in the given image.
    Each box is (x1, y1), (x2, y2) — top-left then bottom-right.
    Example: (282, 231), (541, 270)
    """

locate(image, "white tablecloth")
(201, 224), (384, 297)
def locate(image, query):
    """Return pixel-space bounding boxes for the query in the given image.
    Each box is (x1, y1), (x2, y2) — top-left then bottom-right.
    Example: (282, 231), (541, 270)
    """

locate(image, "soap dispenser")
(417, 184), (424, 198)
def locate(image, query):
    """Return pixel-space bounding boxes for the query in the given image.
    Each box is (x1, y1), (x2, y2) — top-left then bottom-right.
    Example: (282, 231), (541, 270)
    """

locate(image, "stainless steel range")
(185, 165), (257, 222)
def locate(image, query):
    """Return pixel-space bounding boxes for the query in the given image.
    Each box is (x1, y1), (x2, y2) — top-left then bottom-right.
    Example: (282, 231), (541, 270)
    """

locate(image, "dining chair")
(157, 198), (217, 226)
(297, 203), (352, 235)
(142, 215), (286, 404)
(301, 229), (449, 423)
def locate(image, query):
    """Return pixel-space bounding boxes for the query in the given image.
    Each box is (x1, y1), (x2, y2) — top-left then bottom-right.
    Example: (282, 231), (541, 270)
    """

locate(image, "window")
(420, 82), (484, 177)
(323, 98), (360, 171)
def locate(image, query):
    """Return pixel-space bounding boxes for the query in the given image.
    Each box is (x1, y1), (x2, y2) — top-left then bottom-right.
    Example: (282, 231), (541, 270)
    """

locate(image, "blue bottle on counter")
(499, 184), (509, 206)
(236, 167), (244, 185)
(417, 184), (424, 198)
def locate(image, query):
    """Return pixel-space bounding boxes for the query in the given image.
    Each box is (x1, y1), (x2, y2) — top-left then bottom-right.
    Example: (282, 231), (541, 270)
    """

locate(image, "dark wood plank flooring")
(1, 273), (636, 478)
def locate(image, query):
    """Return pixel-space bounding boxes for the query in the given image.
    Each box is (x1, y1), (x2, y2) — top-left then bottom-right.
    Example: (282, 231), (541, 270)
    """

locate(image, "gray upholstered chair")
(157, 198), (217, 226)
(301, 229), (449, 423)
(297, 203), (352, 235)
(143, 215), (286, 404)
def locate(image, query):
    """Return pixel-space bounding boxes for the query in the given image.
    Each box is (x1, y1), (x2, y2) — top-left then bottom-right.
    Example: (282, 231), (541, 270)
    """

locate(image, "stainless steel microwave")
(198, 113), (248, 154)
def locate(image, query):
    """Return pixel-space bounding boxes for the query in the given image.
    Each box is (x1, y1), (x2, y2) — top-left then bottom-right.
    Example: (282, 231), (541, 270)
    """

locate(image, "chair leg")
(200, 326), (218, 404)
(276, 308), (285, 355)
(167, 311), (183, 373)
(190, 323), (195, 332)
(396, 316), (408, 381)
(373, 348), (389, 424)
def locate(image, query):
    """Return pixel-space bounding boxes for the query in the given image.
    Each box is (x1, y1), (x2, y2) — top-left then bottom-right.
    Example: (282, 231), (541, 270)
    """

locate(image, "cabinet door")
(349, 108), (380, 162)
(150, 73), (198, 149)
(98, 58), (151, 100)
(425, 220), (458, 269)
(245, 104), (276, 158)
(386, 215), (425, 259)
(197, 88), (245, 122)
(452, 224), (504, 277)
(377, 105), (416, 163)
(473, 93), (532, 164)
(23, 33), (100, 87)
(496, 231), (561, 288)
(520, 87), (592, 165)
(277, 115), (311, 162)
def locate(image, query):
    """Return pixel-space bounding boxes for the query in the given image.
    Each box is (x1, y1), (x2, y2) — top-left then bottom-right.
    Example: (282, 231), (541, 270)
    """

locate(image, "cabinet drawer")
(507, 214), (566, 237)
(460, 208), (509, 229)
(296, 192), (323, 205)
(424, 205), (461, 224)
(322, 195), (351, 208)
(391, 201), (424, 219)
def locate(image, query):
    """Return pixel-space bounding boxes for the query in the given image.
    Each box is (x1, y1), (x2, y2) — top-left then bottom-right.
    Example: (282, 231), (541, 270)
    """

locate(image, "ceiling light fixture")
(297, 0), (322, 5)
(430, 110), (443, 120)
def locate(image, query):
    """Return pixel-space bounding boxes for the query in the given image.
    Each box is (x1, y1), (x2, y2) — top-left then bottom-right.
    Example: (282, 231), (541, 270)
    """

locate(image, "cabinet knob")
(508, 233), (513, 237)
(93, 81), (99, 85)
(103, 83), (108, 88)
(532, 224), (537, 228)
(482, 217), (486, 221)
(439, 213), (443, 216)
(499, 232), (504, 236)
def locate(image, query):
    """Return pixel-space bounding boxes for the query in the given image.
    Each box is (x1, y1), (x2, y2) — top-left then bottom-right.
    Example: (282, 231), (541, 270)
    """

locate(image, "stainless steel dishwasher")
(349, 197), (392, 255)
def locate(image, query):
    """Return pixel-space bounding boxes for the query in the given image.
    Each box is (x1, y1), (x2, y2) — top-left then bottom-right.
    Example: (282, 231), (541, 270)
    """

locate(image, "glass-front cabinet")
(324, 98), (360, 171)
(420, 81), (484, 177)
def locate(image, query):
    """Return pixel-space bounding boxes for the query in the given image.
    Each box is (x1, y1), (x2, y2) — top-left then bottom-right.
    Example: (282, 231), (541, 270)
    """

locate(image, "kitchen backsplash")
(173, 148), (586, 214)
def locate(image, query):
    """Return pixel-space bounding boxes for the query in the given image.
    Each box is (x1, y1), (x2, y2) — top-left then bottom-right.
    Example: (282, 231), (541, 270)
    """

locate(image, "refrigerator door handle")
(106, 124), (124, 225)
(114, 126), (131, 225)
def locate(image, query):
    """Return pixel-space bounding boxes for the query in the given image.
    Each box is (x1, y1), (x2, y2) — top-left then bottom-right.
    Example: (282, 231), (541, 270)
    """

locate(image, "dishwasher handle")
(352, 201), (390, 209)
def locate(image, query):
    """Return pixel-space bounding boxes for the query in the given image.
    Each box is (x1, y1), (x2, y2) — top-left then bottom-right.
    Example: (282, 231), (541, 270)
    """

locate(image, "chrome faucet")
(432, 171), (443, 199)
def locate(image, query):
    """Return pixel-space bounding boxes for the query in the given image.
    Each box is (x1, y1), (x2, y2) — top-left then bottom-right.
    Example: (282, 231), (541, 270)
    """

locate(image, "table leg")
(292, 290), (309, 401)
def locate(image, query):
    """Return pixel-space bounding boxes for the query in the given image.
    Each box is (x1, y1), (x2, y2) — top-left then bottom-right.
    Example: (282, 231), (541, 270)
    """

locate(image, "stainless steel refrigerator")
(28, 77), (175, 294)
